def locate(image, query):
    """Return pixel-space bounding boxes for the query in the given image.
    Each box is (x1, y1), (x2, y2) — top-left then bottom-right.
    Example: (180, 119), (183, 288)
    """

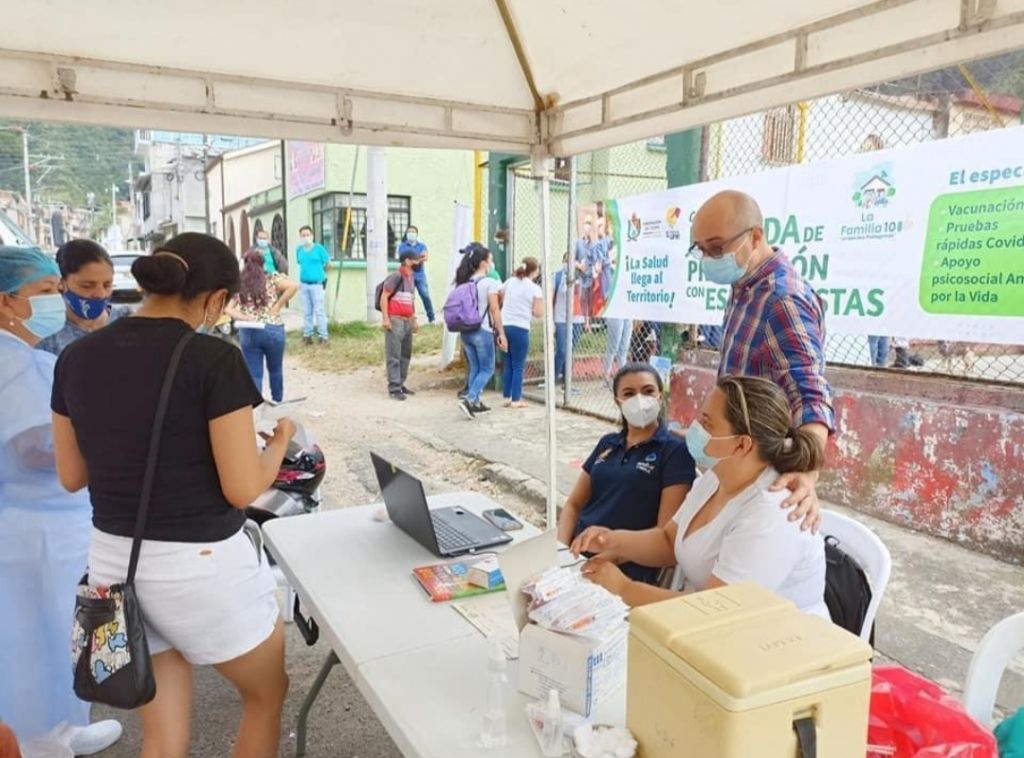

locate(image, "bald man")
(687, 190), (834, 527)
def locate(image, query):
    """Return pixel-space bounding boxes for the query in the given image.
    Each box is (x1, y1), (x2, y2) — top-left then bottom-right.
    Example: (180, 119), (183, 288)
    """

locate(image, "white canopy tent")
(2, 0), (1022, 523)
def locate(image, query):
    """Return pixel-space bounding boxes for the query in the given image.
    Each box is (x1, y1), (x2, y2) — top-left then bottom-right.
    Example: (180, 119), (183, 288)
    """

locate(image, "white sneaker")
(67, 720), (123, 755)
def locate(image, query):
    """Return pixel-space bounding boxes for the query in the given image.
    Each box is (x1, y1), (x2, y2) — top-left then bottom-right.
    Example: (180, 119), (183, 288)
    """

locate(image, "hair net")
(0, 245), (60, 294)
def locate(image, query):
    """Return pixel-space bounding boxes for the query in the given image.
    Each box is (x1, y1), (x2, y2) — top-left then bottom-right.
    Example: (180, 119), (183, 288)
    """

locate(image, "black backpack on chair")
(823, 536), (875, 646)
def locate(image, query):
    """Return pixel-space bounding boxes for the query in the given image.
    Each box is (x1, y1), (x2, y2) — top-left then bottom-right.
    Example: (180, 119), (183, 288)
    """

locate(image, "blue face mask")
(700, 253), (747, 285)
(684, 421), (738, 470)
(18, 293), (67, 339)
(63, 289), (111, 321)
(257, 239), (270, 249)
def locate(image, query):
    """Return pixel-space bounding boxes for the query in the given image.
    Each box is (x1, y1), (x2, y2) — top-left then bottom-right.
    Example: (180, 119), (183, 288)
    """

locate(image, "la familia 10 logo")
(625, 206), (683, 242)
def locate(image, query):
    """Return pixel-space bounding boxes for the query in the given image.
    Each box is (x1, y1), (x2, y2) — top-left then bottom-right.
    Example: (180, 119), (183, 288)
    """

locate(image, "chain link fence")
(507, 50), (1024, 421)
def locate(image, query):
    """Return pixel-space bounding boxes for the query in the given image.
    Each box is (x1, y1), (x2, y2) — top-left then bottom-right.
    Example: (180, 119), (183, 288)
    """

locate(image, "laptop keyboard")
(431, 514), (477, 551)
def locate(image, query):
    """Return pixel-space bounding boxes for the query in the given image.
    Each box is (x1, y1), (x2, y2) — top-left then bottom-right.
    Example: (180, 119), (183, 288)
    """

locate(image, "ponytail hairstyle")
(514, 256), (539, 279)
(716, 375), (823, 474)
(132, 232), (240, 300)
(455, 242), (491, 285)
(239, 248), (269, 308)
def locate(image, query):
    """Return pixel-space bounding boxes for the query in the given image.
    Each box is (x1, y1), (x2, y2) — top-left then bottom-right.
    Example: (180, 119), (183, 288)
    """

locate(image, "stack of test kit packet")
(498, 532), (629, 717)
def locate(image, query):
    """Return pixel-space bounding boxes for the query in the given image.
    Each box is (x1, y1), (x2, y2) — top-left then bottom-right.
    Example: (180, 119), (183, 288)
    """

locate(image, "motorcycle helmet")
(274, 442), (326, 497)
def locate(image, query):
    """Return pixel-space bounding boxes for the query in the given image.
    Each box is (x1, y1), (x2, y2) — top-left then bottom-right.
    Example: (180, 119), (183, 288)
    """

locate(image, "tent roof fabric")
(0, 0), (1022, 155)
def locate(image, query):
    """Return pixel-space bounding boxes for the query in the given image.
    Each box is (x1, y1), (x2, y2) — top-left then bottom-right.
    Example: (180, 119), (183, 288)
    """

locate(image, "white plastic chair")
(963, 611), (1024, 725)
(820, 509), (892, 641)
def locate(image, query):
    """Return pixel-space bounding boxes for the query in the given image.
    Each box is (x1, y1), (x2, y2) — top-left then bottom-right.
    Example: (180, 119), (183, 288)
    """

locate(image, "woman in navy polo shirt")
(556, 363), (697, 584)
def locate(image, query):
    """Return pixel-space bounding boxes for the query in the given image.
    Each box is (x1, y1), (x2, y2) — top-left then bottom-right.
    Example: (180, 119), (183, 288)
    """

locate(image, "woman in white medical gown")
(0, 246), (120, 752)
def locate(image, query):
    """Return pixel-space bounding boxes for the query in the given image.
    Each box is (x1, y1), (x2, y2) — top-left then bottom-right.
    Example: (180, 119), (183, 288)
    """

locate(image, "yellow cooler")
(627, 583), (873, 758)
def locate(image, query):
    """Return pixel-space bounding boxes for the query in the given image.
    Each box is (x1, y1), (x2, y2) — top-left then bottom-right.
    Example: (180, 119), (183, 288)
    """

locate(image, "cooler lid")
(630, 583), (873, 709)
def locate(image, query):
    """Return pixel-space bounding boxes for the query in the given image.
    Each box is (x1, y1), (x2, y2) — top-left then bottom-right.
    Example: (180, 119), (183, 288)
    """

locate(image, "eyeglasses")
(688, 227), (754, 260)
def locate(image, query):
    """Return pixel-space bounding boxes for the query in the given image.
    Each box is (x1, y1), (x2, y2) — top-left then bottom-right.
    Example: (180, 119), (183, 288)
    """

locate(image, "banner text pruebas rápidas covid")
(599, 127), (1024, 345)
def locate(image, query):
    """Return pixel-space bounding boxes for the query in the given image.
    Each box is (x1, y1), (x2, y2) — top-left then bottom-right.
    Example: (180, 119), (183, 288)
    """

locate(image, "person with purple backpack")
(444, 243), (506, 419)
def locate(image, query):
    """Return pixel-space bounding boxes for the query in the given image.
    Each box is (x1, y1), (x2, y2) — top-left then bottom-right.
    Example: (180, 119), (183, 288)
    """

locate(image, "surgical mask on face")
(620, 394), (661, 428)
(16, 293), (67, 339)
(684, 421), (738, 470)
(63, 289), (110, 321)
(257, 239), (269, 249)
(700, 252), (747, 285)
(300, 236), (313, 248)
(407, 232), (418, 244)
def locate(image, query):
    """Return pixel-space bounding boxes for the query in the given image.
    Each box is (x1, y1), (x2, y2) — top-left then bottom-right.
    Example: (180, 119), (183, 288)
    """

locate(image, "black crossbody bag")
(70, 332), (193, 708)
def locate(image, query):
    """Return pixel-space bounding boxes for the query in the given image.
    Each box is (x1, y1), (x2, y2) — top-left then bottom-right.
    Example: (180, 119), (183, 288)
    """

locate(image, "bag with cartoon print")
(71, 577), (155, 708)
(70, 332), (192, 708)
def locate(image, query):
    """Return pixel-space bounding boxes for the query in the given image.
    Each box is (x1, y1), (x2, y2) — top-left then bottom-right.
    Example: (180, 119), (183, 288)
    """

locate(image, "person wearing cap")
(379, 248), (420, 400)
(0, 246), (122, 754)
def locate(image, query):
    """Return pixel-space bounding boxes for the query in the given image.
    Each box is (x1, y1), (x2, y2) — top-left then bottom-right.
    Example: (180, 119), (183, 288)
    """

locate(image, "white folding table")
(263, 491), (626, 757)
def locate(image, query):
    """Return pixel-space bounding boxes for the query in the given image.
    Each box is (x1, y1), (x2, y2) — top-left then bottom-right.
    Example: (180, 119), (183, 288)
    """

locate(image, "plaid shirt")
(719, 250), (835, 431)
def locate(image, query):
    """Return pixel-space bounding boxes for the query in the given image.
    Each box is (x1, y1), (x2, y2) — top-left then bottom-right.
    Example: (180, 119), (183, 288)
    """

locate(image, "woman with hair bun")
(572, 374), (829, 618)
(51, 233), (295, 756)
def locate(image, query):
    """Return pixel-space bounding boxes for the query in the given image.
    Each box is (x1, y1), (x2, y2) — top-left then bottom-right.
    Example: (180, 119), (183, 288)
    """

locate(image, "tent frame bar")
(549, 4), (1024, 150)
(0, 46), (537, 149)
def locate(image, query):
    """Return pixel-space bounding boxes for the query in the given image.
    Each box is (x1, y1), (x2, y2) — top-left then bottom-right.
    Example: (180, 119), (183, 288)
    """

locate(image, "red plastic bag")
(867, 666), (997, 758)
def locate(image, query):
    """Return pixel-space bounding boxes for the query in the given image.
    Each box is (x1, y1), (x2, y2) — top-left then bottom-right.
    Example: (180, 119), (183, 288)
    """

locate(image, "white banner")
(441, 201), (473, 367)
(598, 126), (1024, 345)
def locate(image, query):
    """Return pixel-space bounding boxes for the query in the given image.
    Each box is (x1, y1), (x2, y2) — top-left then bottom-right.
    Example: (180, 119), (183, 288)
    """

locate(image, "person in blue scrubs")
(36, 239), (133, 357)
(397, 225), (434, 324)
(0, 246), (121, 752)
(556, 362), (697, 584)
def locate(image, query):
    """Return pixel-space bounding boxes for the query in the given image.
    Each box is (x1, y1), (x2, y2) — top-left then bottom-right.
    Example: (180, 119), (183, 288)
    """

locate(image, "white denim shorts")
(88, 525), (280, 666)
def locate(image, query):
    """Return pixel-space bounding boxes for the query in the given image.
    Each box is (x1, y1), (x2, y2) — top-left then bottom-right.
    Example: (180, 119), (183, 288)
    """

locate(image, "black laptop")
(370, 452), (513, 557)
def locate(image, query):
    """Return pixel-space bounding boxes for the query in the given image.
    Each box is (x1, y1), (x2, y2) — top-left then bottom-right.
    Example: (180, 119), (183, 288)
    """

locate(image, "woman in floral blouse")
(226, 249), (298, 402)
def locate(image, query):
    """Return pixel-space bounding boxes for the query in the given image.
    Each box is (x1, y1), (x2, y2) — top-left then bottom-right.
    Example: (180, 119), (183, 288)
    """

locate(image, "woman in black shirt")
(52, 233), (295, 758)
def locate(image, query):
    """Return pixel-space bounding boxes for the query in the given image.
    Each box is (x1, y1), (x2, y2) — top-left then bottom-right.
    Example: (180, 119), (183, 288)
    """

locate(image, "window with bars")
(311, 193), (411, 261)
(761, 107), (796, 165)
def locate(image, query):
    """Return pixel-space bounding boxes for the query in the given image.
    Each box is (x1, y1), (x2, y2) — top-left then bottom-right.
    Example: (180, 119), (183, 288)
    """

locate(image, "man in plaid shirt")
(686, 190), (835, 529)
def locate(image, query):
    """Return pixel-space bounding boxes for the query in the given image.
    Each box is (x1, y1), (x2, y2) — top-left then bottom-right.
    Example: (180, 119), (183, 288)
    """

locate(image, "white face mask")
(620, 394), (660, 428)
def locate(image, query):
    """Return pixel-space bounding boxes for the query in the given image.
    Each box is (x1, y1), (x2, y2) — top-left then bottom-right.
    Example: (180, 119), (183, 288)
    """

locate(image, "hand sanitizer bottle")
(478, 641), (508, 748)
(540, 689), (565, 757)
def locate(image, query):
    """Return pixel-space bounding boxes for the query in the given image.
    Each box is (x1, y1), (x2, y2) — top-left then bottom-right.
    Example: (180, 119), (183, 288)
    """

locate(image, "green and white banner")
(601, 126), (1024, 345)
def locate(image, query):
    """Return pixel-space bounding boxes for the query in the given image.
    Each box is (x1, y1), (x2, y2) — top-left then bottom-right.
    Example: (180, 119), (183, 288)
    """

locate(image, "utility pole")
(21, 129), (32, 243)
(365, 147), (388, 323)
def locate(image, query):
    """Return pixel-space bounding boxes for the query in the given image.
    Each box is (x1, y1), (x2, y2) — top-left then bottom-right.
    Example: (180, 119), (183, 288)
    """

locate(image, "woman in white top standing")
(571, 375), (829, 618)
(500, 257), (543, 408)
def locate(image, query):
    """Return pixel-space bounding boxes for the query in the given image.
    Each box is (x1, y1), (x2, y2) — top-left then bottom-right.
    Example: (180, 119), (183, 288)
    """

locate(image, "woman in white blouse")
(571, 374), (829, 618)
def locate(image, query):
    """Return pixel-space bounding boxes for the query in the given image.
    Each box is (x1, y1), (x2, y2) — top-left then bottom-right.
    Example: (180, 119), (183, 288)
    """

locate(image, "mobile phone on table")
(483, 508), (523, 531)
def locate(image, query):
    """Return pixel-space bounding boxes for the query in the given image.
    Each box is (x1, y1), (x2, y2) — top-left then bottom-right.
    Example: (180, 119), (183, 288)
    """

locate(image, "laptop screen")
(370, 452), (438, 553)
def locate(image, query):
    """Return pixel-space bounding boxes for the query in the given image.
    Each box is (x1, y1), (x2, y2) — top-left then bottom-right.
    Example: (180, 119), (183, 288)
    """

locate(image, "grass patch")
(287, 321), (445, 373)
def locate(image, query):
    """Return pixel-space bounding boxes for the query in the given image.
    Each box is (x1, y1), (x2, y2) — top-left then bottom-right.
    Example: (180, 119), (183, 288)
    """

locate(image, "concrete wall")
(287, 145), (475, 322)
(667, 352), (1024, 565)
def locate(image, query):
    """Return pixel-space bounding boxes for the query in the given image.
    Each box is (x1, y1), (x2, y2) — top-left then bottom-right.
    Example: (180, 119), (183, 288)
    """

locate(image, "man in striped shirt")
(688, 190), (834, 528)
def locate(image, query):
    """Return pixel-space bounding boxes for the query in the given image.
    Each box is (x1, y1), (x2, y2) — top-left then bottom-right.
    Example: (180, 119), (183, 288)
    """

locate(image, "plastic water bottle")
(540, 689), (565, 757)
(478, 641), (508, 748)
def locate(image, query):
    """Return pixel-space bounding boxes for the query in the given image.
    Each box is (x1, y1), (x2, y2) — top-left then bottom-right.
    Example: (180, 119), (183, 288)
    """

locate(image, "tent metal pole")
(533, 153), (557, 529)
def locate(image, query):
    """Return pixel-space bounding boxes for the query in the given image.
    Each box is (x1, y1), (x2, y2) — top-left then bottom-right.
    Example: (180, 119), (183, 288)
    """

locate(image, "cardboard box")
(518, 622), (628, 716)
(494, 530), (628, 717)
